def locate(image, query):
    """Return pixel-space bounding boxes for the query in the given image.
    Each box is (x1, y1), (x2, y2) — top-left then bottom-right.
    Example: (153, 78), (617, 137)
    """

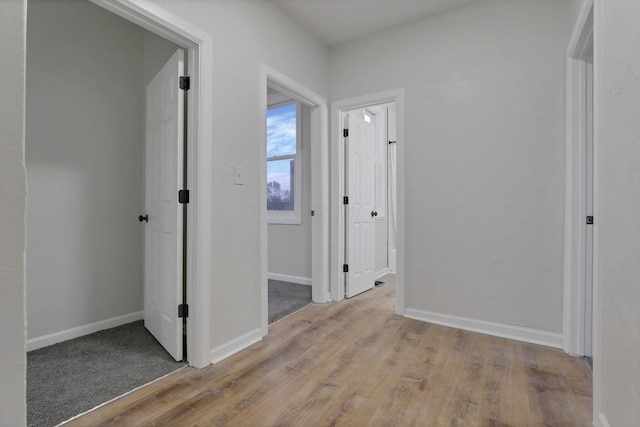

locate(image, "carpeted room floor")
(27, 280), (312, 427)
(267, 279), (312, 324)
(27, 321), (186, 427)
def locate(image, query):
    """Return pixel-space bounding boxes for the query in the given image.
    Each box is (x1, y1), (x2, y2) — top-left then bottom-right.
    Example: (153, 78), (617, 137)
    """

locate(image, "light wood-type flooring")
(66, 274), (592, 426)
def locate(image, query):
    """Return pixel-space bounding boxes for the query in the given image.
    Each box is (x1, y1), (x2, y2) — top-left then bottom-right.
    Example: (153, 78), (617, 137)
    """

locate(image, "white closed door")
(345, 113), (376, 298)
(144, 49), (184, 361)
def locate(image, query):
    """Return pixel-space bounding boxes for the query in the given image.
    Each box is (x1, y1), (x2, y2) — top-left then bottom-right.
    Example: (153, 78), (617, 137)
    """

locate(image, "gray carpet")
(268, 279), (312, 324)
(27, 320), (186, 427)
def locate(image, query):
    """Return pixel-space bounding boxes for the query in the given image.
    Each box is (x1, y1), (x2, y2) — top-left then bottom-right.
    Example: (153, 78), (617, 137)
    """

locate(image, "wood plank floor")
(65, 275), (592, 426)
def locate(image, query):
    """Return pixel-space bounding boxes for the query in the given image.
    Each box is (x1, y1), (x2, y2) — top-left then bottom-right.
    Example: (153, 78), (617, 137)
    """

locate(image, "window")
(267, 100), (301, 224)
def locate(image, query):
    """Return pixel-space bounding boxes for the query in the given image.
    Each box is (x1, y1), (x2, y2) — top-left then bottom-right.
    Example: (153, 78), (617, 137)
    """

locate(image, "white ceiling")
(271, 0), (482, 47)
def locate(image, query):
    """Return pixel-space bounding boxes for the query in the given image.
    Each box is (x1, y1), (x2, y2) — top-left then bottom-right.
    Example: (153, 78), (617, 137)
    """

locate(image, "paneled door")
(345, 112), (376, 298)
(144, 49), (184, 361)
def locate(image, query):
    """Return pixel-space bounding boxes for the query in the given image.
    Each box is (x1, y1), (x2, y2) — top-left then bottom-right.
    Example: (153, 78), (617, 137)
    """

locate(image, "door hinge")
(586, 216), (594, 225)
(179, 76), (190, 91)
(343, 264), (349, 273)
(343, 196), (349, 205)
(178, 303), (189, 318)
(178, 189), (190, 204)
(343, 129), (349, 138)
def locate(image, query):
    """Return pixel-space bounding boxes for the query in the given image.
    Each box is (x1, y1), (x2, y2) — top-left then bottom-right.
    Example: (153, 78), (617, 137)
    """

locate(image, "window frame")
(266, 99), (302, 224)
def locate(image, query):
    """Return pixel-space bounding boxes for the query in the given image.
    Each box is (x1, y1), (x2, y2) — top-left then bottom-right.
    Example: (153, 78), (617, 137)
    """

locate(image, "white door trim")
(91, 0), (213, 369)
(592, 0), (603, 424)
(563, 0), (594, 357)
(260, 65), (330, 336)
(330, 89), (405, 314)
(565, 0), (599, 424)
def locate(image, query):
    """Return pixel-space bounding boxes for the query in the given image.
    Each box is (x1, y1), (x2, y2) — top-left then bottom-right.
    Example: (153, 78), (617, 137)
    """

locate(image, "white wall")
(144, 31), (182, 87)
(26, 0), (145, 341)
(268, 104), (312, 283)
(150, 0), (329, 351)
(0, 0), (27, 424)
(597, 0), (640, 424)
(568, 0), (587, 28)
(331, 0), (572, 339)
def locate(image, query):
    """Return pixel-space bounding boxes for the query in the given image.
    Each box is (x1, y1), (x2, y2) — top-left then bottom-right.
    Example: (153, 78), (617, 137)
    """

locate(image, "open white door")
(144, 49), (184, 361)
(345, 112), (376, 298)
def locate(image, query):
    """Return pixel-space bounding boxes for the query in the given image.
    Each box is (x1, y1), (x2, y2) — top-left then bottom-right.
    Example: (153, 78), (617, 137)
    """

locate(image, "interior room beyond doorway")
(266, 86), (314, 324)
(25, 0), (190, 424)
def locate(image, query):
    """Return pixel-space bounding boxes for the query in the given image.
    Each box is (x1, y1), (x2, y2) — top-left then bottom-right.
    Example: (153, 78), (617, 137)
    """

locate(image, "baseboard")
(267, 273), (311, 286)
(404, 308), (562, 349)
(595, 412), (610, 427)
(26, 311), (144, 352)
(210, 328), (262, 364)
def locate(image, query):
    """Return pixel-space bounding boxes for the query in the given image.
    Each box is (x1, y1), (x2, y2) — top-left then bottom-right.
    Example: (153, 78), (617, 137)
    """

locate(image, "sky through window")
(267, 103), (296, 211)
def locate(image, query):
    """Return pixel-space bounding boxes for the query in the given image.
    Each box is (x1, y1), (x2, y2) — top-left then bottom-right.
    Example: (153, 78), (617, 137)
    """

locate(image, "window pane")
(267, 103), (296, 158)
(267, 159), (295, 211)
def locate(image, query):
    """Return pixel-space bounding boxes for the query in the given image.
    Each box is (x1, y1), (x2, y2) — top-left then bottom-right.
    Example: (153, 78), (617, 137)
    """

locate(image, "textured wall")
(569, 0), (588, 29)
(331, 0), (572, 336)
(597, 0), (640, 424)
(26, 0), (145, 340)
(143, 31), (182, 87)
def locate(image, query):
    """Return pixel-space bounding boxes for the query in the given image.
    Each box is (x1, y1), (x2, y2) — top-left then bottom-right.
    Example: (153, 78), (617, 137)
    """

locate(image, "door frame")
(330, 89), (405, 314)
(91, 0), (213, 369)
(260, 65), (330, 336)
(563, 0), (594, 358)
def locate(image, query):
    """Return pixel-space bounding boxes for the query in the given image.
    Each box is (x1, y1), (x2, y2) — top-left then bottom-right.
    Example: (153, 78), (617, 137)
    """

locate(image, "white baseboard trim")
(268, 273), (311, 286)
(210, 328), (262, 364)
(26, 311), (144, 352)
(595, 412), (610, 427)
(404, 308), (563, 349)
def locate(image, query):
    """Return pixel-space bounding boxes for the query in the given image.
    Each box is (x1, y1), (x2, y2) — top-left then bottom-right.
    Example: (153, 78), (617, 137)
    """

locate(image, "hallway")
(65, 274), (592, 426)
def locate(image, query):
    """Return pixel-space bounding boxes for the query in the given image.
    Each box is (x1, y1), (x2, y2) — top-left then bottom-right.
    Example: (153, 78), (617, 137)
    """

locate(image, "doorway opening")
(24, 0), (204, 359)
(25, 0), (213, 424)
(265, 87), (313, 324)
(341, 103), (397, 298)
(564, 0), (594, 360)
(260, 65), (330, 336)
(331, 89), (405, 313)
(94, 0), (213, 370)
